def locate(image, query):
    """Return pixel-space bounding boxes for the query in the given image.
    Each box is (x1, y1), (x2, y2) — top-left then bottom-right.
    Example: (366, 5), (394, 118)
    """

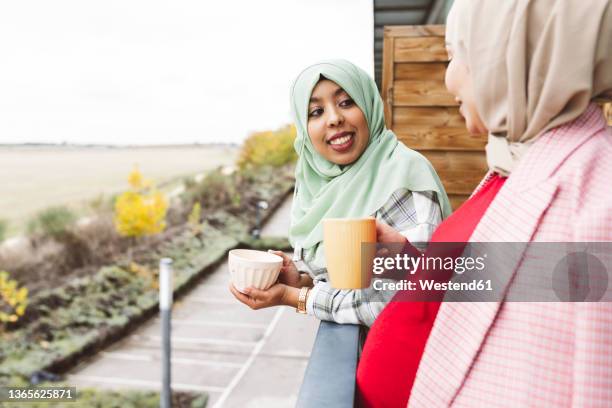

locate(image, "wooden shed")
(373, 0), (452, 87)
(374, 1), (611, 210)
(381, 24), (487, 209)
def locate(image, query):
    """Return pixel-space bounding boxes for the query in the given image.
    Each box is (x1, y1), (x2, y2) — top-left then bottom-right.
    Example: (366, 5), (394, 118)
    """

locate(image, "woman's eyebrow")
(309, 87), (347, 103)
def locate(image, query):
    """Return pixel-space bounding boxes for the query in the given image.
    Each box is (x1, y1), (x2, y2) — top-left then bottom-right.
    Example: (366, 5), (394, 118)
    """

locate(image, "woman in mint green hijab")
(230, 60), (451, 326)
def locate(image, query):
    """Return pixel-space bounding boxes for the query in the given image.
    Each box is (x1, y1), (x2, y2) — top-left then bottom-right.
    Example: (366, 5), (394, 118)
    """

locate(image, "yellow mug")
(323, 217), (377, 289)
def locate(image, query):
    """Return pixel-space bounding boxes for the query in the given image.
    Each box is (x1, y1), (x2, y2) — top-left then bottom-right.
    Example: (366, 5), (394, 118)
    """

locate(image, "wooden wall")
(382, 25), (487, 210)
(382, 25), (612, 210)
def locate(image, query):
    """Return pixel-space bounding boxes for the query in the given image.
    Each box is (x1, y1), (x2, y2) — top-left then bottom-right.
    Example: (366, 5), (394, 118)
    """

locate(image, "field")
(0, 145), (238, 236)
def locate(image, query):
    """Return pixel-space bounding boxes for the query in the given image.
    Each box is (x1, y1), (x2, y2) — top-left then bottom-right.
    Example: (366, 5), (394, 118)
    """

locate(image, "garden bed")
(0, 164), (294, 392)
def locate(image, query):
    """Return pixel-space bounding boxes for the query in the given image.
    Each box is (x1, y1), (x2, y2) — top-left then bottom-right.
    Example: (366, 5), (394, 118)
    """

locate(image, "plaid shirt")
(300, 189), (442, 327)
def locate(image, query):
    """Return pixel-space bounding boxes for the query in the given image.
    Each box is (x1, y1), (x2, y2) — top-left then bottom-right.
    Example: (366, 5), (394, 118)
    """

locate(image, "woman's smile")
(327, 131), (355, 152)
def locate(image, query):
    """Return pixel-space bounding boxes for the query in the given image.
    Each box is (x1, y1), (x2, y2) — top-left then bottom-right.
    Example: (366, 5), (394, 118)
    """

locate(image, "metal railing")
(297, 321), (363, 408)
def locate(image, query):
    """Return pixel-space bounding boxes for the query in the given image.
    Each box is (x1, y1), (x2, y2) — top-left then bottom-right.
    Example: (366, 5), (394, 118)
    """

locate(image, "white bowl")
(228, 249), (283, 293)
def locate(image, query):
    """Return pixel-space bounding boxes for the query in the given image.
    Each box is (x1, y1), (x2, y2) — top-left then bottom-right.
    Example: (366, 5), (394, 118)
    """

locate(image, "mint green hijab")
(289, 59), (451, 267)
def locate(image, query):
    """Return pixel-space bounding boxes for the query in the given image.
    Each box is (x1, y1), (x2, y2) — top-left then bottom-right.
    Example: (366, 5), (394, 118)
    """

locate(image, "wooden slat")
(421, 151), (488, 195)
(382, 33), (395, 127)
(420, 151), (488, 173)
(385, 25), (445, 38)
(393, 79), (456, 106)
(393, 107), (463, 127)
(396, 127), (487, 151)
(394, 37), (448, 62)
(435, 170), (486, 195)
(394, 62), (446, 81)
(449, 194), (471, 210)
(422, 151), (488, 194)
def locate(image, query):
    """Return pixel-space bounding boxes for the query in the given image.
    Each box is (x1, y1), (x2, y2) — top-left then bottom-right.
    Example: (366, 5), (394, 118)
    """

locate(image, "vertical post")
(159, 258), (173, 408)
(253, 205), (261, 239)
(252, 200), (269, 239)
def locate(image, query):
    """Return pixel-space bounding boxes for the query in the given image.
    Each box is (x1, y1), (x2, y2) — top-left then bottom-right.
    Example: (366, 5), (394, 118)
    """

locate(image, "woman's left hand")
(229, 283), (295, 310)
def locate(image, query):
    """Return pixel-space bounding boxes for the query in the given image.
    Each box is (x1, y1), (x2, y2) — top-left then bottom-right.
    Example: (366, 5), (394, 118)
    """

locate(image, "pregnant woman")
(357, 0), (612, 406)
(230, 59), (451, 326)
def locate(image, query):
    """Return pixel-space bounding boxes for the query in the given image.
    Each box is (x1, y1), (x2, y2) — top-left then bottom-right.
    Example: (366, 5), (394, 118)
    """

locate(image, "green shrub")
(183, 176), (197, 190)
(237, 124), (297, 169)
(87, 193), (116, 214)
(188, 202), (203, 234)
(183, 169), (239, 211)
(27, 206), (77, 239)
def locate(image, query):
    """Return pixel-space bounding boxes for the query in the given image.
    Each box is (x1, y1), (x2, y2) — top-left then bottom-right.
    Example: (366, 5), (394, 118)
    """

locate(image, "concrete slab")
(260, 198), (293, 237)
(219, 355), (309, 408)
(123, 336), (256, 356)
(189, 283), (236, 298)
(69, 355), (236, 389)
(199, 268), (232, 285)
(216, 308), (318, 408)
(172, 299), (278, 324)
(259, 309), (319, 357)
(137, 320), (266, 343)
(102, 341), (252, 365)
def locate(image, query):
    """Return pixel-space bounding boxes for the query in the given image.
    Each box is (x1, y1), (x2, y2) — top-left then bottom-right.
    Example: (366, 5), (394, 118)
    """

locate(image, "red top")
(356, 174), (507, 408)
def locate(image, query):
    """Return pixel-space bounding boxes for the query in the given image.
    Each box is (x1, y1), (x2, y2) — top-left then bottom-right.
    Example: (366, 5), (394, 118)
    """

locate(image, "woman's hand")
(229, 283), (298, 310)
(375, 220), (409, 259)
(376, 220), (407, 245)
(268, 250), (301, 288)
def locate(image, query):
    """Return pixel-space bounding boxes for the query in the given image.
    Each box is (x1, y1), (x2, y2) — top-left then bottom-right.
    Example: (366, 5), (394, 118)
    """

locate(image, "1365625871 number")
(0, 387), (76, 402)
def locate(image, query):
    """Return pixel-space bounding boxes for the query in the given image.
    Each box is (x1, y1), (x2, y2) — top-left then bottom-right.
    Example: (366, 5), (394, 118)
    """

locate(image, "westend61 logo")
(372, 252), (486, 275)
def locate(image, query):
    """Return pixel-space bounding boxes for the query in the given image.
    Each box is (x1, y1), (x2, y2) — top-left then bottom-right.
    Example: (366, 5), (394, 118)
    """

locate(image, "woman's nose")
(326, 107), (343, 127)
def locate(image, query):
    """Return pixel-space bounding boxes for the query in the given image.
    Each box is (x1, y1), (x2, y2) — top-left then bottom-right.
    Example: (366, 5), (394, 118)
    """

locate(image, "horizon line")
(0, 142), (241, 148)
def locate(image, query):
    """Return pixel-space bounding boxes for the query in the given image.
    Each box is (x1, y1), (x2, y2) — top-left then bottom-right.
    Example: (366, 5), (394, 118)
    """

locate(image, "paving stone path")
(67, 198), (320, 407)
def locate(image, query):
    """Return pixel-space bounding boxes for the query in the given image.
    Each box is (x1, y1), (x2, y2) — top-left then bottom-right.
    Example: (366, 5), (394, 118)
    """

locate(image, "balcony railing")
(297, 321), (364, 408)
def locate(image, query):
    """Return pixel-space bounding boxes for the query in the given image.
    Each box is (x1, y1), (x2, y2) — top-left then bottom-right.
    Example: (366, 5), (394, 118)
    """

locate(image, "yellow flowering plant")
(237, 124), (297, 169)
(114, 167), (168, 238)
(0, 271), (28, 325)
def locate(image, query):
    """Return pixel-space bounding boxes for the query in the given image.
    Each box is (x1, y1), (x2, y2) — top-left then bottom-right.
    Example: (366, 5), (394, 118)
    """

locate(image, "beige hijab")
(446, 0), (612, 176)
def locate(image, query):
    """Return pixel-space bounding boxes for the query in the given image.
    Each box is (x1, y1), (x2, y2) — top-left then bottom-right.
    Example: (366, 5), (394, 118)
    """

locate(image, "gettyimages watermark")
(356, 242), (611, 302)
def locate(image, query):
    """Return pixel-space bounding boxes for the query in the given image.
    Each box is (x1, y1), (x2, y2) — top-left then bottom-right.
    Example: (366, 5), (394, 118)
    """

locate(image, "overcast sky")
(0, 0), (373, 145)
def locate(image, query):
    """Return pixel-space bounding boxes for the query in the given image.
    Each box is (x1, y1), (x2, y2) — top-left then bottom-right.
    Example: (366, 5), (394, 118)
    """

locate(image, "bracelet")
(296, 286), (310, 314)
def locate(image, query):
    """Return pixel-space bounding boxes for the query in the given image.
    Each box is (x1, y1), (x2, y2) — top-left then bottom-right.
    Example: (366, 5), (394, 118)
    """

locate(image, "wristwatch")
(296, 286), (311, 314)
